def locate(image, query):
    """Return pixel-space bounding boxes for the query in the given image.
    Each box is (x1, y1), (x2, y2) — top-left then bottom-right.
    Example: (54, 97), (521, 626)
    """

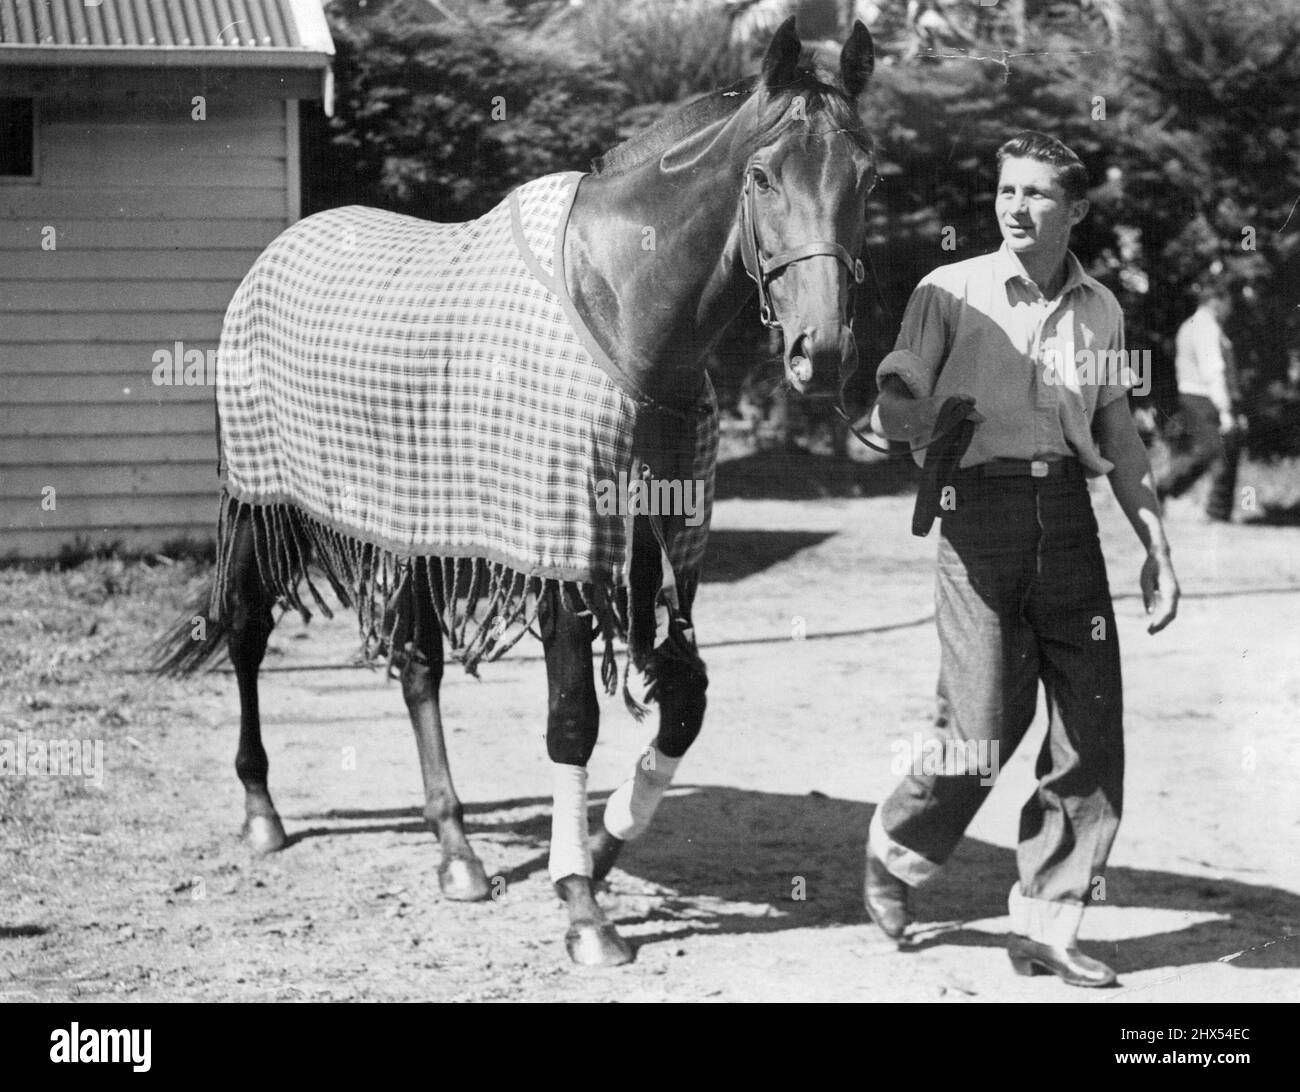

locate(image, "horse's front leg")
(400, 566), (491, 901)
(541, 585), (633, 966)
(591, 655), (708, 882)
(592, 523), (708, 881)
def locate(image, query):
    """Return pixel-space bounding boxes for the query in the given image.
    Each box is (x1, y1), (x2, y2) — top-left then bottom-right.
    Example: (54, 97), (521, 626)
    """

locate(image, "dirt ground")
(3, 450), (1299, 1003)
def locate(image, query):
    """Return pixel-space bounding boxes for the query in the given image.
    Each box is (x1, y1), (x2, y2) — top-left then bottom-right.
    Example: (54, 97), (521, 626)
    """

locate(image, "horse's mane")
(591, 77), (759, 177)
(590, 67), (872, 178)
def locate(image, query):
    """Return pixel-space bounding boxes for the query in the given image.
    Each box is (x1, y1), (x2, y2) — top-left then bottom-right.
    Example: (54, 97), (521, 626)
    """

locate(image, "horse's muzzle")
(785, 323), (858, 396)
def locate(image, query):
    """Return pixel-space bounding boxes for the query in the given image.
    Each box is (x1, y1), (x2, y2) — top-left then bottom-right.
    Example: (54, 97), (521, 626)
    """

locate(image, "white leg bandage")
(602, 742), (681, 842)
(1008, 882), (1084, 948)
(549, 763), (592, 884)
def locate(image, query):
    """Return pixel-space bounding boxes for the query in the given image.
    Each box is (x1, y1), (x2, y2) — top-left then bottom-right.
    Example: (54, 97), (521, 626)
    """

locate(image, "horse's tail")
(149, 582), (230, 676)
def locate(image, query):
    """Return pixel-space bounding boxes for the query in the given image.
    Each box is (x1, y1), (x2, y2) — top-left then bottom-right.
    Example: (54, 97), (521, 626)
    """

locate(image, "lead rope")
(831, 393), (951, 457)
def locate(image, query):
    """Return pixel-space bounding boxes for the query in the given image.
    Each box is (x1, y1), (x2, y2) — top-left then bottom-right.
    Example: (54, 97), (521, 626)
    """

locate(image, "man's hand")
(1096, 396), (1181, 634)
(1140, 551), (1180, 634)
(872, 378), (983, 443)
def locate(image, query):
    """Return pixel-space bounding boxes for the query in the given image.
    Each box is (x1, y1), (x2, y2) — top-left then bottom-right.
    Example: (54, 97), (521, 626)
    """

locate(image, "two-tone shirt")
(877, 244), (1131, 475)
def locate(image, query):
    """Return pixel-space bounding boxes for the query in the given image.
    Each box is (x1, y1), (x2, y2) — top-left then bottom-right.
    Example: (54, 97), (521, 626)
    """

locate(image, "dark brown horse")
(155, 17), (877, 967)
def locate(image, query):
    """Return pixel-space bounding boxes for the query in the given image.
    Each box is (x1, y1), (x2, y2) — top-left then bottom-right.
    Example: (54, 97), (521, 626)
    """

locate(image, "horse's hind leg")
(227, 512), (287, 853)
(400, 566), (491, 902)
(541, 585), (633, 967)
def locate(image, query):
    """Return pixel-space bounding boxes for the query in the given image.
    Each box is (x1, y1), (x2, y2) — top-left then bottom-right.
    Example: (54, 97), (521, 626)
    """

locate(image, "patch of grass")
(156, 536), (217, 565)
(0, 557), (215, 722)
(56, 535), (124, 571)
(2, 534), (217, 574)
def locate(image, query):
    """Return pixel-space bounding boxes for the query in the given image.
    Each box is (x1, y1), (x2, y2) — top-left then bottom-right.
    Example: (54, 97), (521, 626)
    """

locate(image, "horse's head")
(740, 18), (876, 398)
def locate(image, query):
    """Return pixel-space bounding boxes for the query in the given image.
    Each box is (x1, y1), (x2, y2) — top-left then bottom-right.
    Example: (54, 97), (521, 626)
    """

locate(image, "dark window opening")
(0, 99), (36, 178)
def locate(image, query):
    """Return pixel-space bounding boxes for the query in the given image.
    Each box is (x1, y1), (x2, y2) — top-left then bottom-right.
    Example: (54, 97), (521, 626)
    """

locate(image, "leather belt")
(969, 458), (1082, 480)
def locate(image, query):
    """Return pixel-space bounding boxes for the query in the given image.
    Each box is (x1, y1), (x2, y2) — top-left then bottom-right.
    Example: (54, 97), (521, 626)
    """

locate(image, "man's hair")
(996, 130), (1089, 201)
(1194, 280), (1233, 306)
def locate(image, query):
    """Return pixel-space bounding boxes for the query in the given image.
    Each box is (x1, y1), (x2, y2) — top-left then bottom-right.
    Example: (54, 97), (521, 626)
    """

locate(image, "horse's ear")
(840, 20), (874, 98)
(761, 16), (802, 90)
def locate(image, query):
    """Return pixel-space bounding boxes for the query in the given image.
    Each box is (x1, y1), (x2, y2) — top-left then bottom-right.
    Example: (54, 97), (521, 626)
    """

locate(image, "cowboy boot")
(1007, 884), (1117, 987)
(1007, 935), (1117, 988)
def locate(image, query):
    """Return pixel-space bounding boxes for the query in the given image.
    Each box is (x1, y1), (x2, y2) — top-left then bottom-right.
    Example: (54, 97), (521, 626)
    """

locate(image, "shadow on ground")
(716, 449), (919, 501)
(277, 787), (1298, 975)
(1245, 501), (1300, 527)
(703, 530), (835, 583)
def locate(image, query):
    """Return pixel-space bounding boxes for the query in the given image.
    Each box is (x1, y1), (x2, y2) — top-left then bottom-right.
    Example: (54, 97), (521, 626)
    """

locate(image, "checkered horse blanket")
(213, 171), (718, 681)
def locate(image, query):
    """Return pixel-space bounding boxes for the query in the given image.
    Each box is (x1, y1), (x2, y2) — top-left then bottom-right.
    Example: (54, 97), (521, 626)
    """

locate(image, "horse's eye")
(750, 167), (772, 192)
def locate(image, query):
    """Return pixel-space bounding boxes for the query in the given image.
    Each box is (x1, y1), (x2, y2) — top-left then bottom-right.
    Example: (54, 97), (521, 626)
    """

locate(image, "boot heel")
(1008, 952), (1037, 976)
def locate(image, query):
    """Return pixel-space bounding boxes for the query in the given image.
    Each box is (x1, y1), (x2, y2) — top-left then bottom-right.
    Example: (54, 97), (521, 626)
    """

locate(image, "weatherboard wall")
(1, 93), (298, 558)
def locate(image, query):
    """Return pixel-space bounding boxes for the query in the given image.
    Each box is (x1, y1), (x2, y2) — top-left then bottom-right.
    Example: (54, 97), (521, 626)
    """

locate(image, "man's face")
(995, 156), (1088, 257)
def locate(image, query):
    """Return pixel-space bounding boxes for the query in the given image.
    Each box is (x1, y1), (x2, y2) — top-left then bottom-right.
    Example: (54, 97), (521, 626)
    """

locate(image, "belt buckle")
(1030, 460), (1049, 478)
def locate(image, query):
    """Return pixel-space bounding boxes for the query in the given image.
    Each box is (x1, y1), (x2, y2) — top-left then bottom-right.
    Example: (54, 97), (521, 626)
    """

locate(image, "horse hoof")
(590, 827), (624, 883)
(242, 814), (287, 854)
(565, 922), (634, 967)
(439, 856), (491, 902)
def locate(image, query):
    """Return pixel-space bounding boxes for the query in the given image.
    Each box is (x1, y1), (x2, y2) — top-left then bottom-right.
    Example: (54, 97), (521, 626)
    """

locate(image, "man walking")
(1157, 284), (1246, 521)
(864, 131), (1181, 987)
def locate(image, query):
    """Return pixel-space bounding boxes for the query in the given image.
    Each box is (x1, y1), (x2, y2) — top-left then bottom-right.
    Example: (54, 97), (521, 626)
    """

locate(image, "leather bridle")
(737, 166), (949, 456)
(738, 167), (864, 332)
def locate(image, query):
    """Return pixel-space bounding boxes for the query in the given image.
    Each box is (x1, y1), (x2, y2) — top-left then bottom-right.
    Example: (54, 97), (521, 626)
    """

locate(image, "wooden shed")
(0, 0), (333, 558)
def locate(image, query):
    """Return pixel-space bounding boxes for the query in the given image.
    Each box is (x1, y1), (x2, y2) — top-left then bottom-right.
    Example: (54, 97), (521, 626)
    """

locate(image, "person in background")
(1156, 284), (1247, 521)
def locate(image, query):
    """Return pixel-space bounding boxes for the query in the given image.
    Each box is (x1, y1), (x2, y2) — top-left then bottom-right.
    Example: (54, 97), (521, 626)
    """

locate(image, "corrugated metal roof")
(0, 0), (326, 51)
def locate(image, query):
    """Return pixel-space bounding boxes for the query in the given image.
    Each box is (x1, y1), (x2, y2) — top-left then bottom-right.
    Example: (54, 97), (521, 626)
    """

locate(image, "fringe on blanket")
(206, 490), (695, 700)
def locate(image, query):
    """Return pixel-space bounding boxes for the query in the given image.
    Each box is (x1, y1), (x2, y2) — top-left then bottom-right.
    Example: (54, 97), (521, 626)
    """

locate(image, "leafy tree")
(1111, 0), (1300, 447)
(312, 0), (627, 220)
(540, 0), (753, 108)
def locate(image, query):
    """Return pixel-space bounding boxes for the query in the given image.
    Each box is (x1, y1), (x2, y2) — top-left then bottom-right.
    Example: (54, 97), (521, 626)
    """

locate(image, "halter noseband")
(738, 168), (865, 331)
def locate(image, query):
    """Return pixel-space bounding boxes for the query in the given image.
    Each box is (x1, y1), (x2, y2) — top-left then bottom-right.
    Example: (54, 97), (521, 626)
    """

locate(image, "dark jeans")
(877, 467), (1124, 905)
(1159, 394), (1241, 519)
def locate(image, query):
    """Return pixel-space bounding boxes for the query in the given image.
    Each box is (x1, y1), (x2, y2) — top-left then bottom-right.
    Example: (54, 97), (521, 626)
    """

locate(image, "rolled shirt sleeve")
(877, 277), (952, 399)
